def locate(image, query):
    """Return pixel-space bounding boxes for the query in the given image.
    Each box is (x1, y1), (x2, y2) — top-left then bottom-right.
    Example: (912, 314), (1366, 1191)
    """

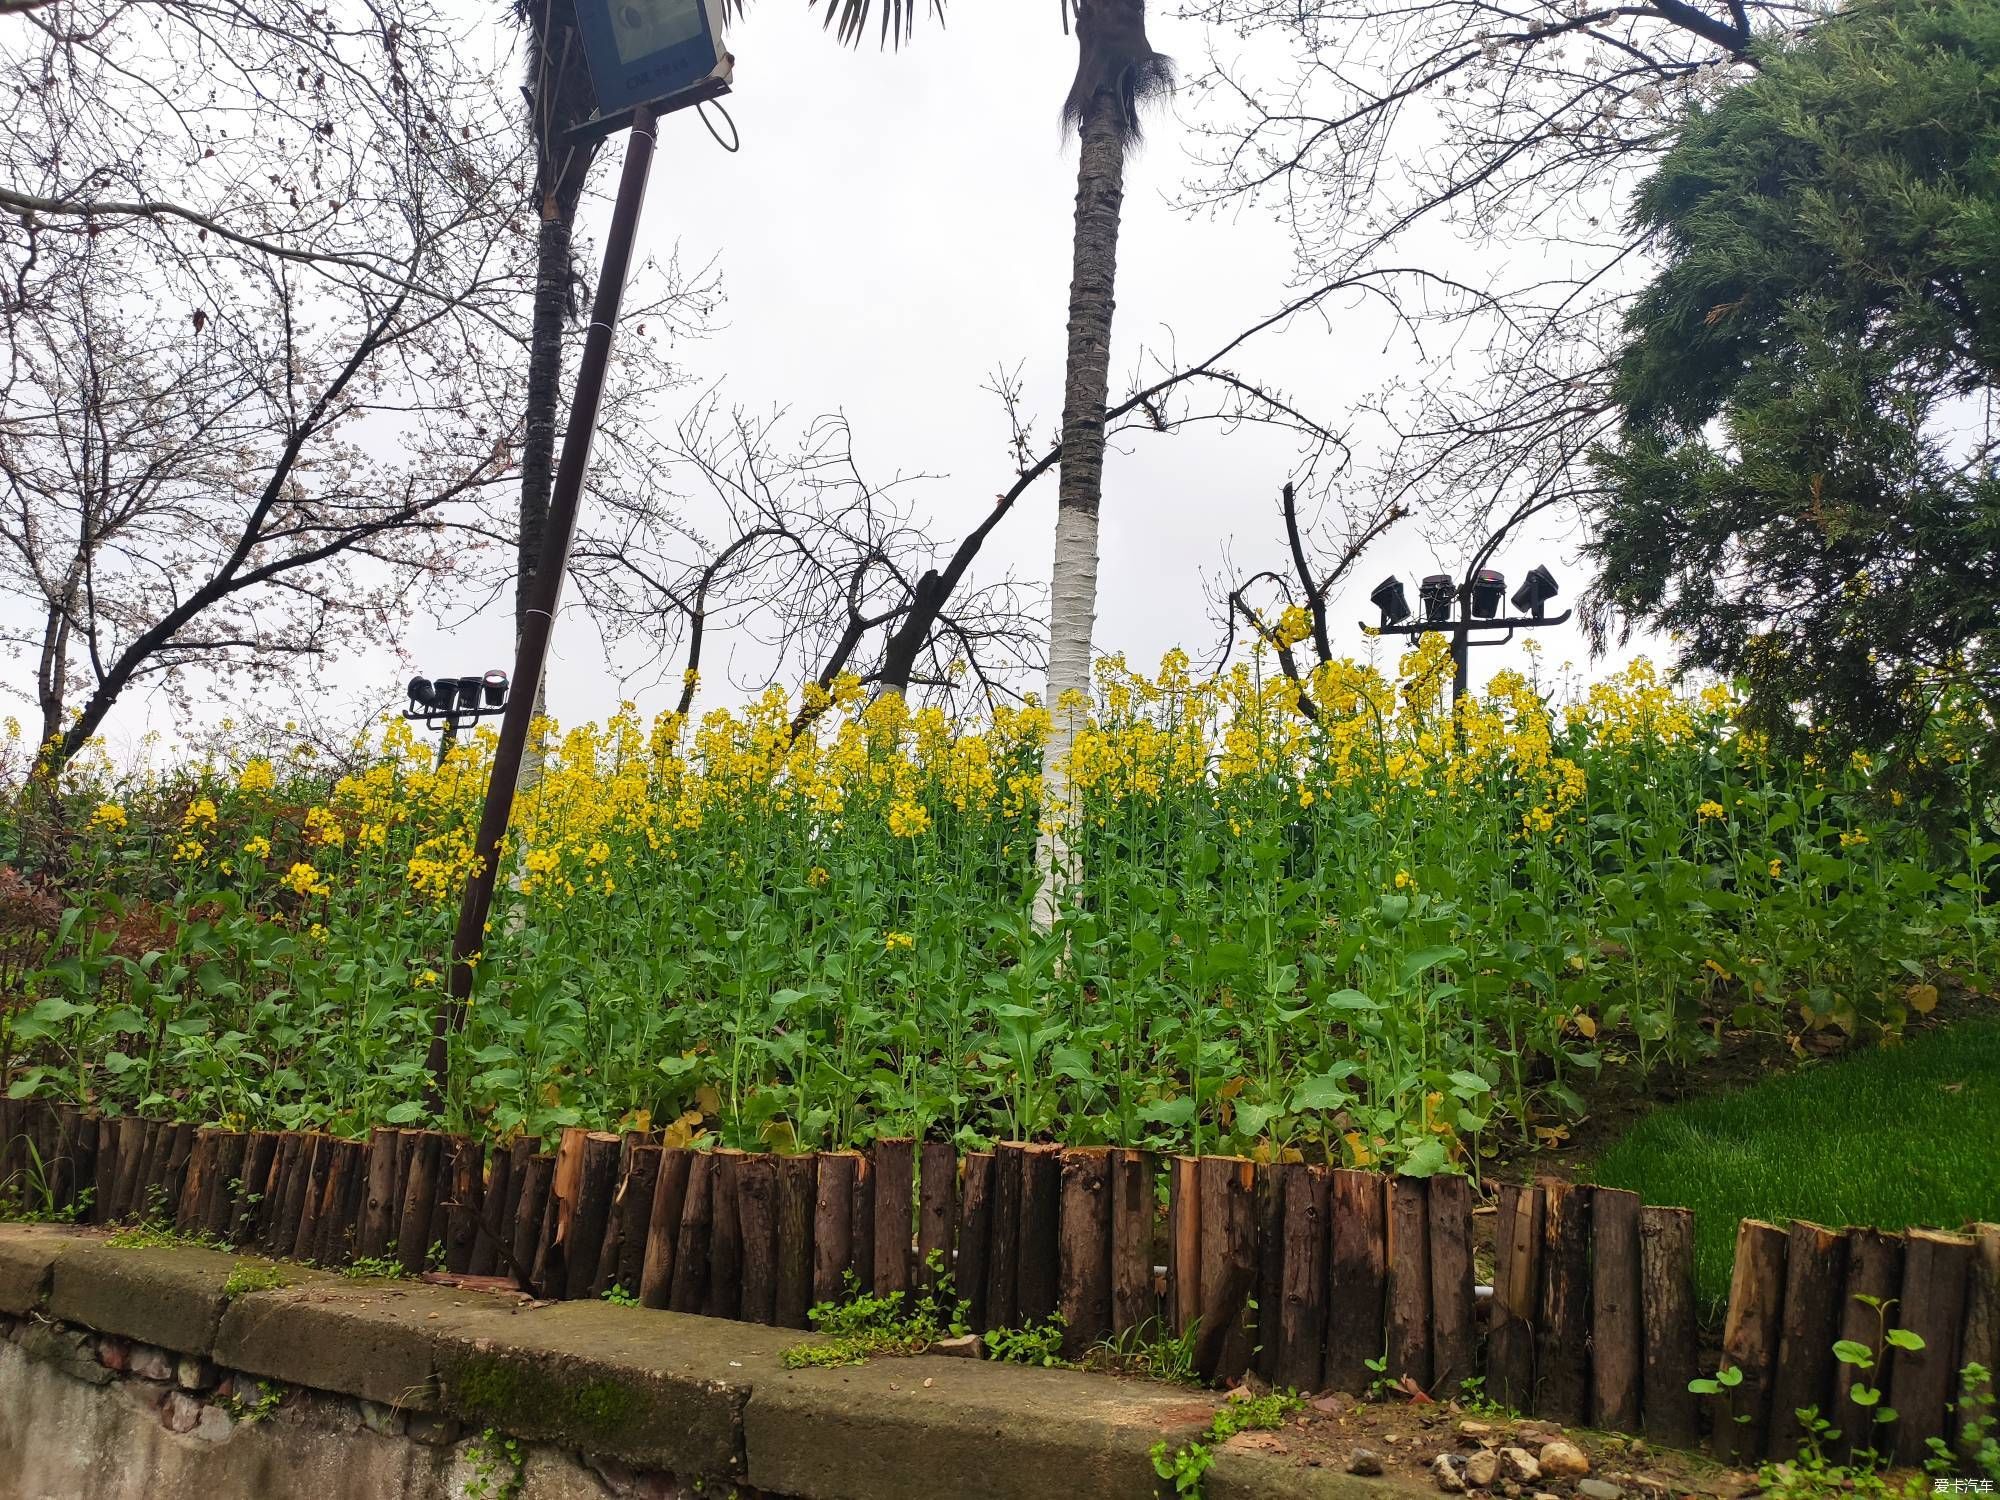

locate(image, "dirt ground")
(1222, 1388), (1768, 1499)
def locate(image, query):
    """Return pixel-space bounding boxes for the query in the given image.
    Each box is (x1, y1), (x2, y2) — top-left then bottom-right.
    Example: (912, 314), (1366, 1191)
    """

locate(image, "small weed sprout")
(1150, 1391), (1303, 1498)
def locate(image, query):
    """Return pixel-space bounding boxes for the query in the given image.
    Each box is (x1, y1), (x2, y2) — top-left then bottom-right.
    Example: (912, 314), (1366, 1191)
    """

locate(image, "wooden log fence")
(1, 1097), (1994, 1470)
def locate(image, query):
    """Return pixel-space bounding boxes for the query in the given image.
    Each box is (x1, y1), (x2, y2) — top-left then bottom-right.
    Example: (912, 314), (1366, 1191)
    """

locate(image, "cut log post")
(1890, 1228), (1974, 1467)
(510, 1153), (552, 1284)
(470, 1142), (515, 1278)
(737, 1151), (779, 1325)
(1253, 1164), (1284, 1382)
(232, 1133), (279, 1246)
(1715, 1218), (1788, 1464)
(1537, 1181), (1594, 1426)
(1385, 1175), (1432, 1394)
(71, 1112), (100, 1223)
(49, 1104), (79, 1211)
(668, 1152), (718, 1315)
(0, 1098), (18, 1202)
(1109, 1148), (1156, 1340)
(356, 1129), (400, 1261)
(258, 1133), (300, 1253)
(131, 1118), (168, 1222)
(811, 1150), (858, 1308)
(955, 1152), (995, 1333)
(562, 1132), (622, 1301)
(872, 1137), (915, 1299)
(1057, 1147), (1112, 1358)
(1017, 1142), (1062, 1327)
(294, 1134), (339, 1258)
(847, 1150), (874, 1299)
(984, 1144), (1024, 1332)
(916, 1141), (955, 1293)
(1960, 1224), (1999, 1468)
(157, 1123), (196, 1228)
(1429, 1173), (1476, 1398)
(1194, 1155), (1258, 1384)
(270, 1134), (317, 1259)
(1639, 1204), (1700, 1448)
(331, 1138), (371, 1266)
(102, 1115), (140, 1223)
(1273, 1163), (1329, 1394)
(1832, 1226), (1904, 1463)
(176, 1128), (214, 1232)
(704, 1150), (746, 1320)
(1324, 1168), (1388, 1394)
(1168, 1155), (1202, 1339)
(1590, 1186), (1644, 1436)
(534, 1129), (587, 1295)
(201, 1129), (244, 1236)
(1489, 1182), (1544, 1415)
(775, 1153), (817, 1329)
(309, 1139), (356, 1265)
(396, 1132), (444, 1277)
(1769, 1221), (1848, 1459)
(442, 1137), (486, 1276)
(639, 1148), (692, 1309)
(173, 1128), (208, 1232)
(607, 1144), (662, 1298)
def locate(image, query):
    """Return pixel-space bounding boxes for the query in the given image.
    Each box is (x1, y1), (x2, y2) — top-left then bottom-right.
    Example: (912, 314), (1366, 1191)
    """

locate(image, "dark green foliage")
(1588, 0), (2000, 761)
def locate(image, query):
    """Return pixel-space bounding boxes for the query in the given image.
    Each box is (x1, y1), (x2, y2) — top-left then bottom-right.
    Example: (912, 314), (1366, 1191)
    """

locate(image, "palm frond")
(716, 0), (949, 49)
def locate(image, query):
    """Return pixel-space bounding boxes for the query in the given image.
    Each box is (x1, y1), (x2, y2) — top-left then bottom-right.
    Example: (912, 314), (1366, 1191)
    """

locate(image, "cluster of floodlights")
(404, 670), (510, 724)
(1367, 564), (1564, 633)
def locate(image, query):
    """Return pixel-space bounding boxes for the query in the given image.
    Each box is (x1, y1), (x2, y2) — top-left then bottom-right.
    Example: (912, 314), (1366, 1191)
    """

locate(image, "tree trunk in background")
(1033, 90), (1127, 932)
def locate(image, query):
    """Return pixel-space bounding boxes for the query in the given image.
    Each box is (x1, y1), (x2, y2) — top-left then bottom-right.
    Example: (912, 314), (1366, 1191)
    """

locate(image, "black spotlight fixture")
(1419, 573), (1456, 625)
(1511, 564), (1560, 620)
(1370, 576), (1411, 628)
(400, 665), (514, 766)
(1470, 567), (1506, 620)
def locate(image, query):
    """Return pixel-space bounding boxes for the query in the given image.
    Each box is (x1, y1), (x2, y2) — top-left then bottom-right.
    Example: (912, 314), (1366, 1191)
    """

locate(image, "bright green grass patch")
(1586, 1018), (2000, 1312)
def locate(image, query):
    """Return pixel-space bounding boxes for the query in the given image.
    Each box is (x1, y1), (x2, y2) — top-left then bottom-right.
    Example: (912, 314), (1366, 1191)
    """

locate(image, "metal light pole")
(418, 1), (735, 1110)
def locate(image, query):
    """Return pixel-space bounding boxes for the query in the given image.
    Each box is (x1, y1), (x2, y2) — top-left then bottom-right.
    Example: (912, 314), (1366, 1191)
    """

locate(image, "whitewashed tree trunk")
(1034, 92), (1128, 932)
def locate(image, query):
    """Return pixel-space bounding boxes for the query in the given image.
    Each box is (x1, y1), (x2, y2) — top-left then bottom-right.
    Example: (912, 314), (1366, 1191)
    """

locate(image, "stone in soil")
(931, 1334), (983, 1359)
(1500, 1447), (1542, 1484)
(175, 1354), (217, 1391)
(1576, 1482), (1623, 1500)
(1348, 1448), (1386, 1476)
(1463, 1450), (1500, 1488)
(1538, 1441), (1590, 1479)
(193, 1405), (234, 1443)
(1433, 1454), (1468, 1493)
(96, 1335), (130, 1372)
(1459, 1420), (1497, 1438)
(161, 1390), (203, 1435)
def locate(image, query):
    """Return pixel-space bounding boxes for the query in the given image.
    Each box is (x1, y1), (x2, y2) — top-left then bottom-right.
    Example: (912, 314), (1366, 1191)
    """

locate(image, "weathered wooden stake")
(1429, 1173), (1476, 1398)
(1057, 1147), (1112, 1357)
(444, 1136), (487, 1275)
(811, 1150), (857, 1309)
(1324, 1168), (1388, 1394)
(1489, 1182), (1543, 1414)
(1638, 1204), (1700, 1448)
(1385, 1175), (1432, 1394)
(1168, 1155), (1202, 1339)
(1590, 1186), (1644, 1435)
(1109, 1148), (1155, 1340)
(775, 1153), (817, 1329)
(562, 1132), (622, 1302)
(956, 1151), (995, 1333)
(1273, 1163), (1329, 1393)
(872, 1137), (915, 1299)
(1194, 1155), (1258, 1384)
(668, 1151), (717, 1315)
(1890, 1228), (1973, 1467)
(639, 1148), (692, 1310)
(1537, 1181), (1594, 1426)
(985, 1144), (1025, 1332)
(396, 1132), (444, 1277)
(1832, 1226), (1903, 1462)
(1715, 1217), (1787, 1463)
(705, 1149), (745, 1320)
(1017, 1142), (1062, 1327)
(606, 1144), (662, 1298)
(1960, 1224), (2000, 1467)
(916, 1141), (955, 1293)
(737, 1151), (779, 1324)
(1769, 1221), (1848, 1458)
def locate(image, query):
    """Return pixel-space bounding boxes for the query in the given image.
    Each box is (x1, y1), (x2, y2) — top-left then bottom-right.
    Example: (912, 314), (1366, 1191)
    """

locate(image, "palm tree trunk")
(1034, 90), (1127, 931)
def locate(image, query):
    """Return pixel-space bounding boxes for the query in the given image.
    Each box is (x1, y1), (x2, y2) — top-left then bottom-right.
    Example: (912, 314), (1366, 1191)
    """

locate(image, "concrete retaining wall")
(0, 1224), (1389, 1500)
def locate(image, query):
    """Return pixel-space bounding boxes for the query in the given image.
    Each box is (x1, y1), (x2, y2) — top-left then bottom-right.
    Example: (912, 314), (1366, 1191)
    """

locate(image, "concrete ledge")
(50, 1241), (233, 1353)
(742, 1355), (1219, 1500)
(0, 1225), (1435, 1500)
(0, 1221), (68, 1314)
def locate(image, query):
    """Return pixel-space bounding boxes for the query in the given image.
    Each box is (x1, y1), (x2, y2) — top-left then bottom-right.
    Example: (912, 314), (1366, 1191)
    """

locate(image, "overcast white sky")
(104, 0), (1634, 758)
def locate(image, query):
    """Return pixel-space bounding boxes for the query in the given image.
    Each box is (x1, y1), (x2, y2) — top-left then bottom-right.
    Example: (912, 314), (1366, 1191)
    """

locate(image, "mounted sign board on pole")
(569, 0), (732, 144)
(420, 2), (733, 1109)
